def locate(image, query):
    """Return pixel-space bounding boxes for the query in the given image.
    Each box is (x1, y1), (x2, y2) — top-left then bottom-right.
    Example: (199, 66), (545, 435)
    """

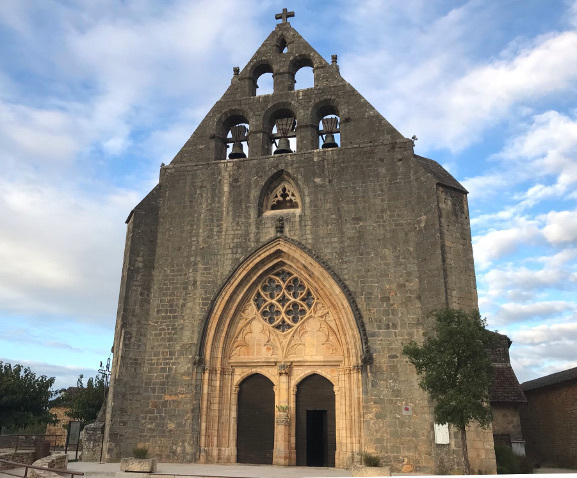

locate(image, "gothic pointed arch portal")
(198, 238), (364, 468)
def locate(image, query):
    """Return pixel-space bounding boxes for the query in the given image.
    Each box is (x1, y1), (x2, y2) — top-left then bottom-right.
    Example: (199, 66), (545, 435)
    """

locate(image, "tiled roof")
(521, 366), (577, 392)
(414, 155), (468, 193)
(490, 363), (527, 403)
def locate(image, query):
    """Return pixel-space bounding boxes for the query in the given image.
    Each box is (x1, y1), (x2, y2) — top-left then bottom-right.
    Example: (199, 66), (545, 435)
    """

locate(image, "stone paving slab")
(535, 468), (577, 474)
(66, 461), (351, 478)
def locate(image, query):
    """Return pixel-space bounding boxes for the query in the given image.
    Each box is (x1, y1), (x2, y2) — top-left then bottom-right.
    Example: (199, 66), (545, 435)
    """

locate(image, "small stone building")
(489, 333), (527, 455)
(44, 407), (69, 447)
(520, 367), (577, 468)
(102, 12), (497, 473)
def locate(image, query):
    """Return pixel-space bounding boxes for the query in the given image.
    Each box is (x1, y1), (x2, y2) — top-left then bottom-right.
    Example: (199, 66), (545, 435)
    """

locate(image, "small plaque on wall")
(402, 405), (412, 415)
(434, 423), (450, 444)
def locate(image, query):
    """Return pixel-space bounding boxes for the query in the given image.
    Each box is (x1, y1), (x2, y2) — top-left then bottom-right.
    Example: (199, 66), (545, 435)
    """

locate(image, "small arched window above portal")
(259, 170), (301, 216)
(268, 183), (300, 211)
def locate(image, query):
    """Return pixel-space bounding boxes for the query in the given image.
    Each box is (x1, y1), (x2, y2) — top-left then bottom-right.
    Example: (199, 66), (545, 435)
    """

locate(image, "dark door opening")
(296, 374), (336, 467)
(306, 410), (327, 466)
(237, 374), (275, 464)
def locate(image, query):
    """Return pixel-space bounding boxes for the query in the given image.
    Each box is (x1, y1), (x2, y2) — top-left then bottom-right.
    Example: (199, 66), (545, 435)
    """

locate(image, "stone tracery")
(253, 269), (314, 332)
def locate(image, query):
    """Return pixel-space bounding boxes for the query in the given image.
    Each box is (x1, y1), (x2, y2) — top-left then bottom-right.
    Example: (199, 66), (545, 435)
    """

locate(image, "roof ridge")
(521, 365), (577, 391)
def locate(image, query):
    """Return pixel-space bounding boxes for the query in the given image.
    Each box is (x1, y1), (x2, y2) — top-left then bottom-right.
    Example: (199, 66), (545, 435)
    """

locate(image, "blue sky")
(1, 0), (576, 390)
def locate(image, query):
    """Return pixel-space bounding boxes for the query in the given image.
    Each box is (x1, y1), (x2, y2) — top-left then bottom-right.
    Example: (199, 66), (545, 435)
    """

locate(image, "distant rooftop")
(521, 366), (577, 392)
(490, 364), (527, 403)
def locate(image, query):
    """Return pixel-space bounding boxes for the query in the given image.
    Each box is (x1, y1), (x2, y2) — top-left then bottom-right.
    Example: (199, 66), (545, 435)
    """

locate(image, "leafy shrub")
(362, 452), (381, 467)
(495, 444), (533, 474)
(133, 447), (149, 459)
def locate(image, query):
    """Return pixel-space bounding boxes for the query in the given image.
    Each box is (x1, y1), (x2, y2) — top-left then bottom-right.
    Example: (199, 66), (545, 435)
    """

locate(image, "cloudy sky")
(1, 0), (576, 390)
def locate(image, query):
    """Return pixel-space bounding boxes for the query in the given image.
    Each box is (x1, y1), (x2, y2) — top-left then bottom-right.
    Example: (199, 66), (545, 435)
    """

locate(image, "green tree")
(64, 374), (108, 425)
(402, 308), (494, 475)
(0, 362), (56, 434)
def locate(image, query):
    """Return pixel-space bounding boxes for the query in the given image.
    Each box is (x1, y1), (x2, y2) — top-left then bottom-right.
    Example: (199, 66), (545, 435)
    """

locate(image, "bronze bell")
(228, 125), (247, 159)
(321, 117), (339, 149)
(322, 132), (338, 149)
(229, 141), (246, 159)
(273, 118), (295, 154)
(274, 137), (292, 154)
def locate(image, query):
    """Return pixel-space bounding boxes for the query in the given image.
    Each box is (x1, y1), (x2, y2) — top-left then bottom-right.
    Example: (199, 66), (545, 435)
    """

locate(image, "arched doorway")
(237, 374), (275, 464)
(198, 238), (366, 468)
(296, 374), (336, 466)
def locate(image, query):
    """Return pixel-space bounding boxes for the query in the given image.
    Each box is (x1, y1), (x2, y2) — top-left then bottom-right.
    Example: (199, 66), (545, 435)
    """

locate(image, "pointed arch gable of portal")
(197, 237), (365, 468)
(197, 237), (371, 366)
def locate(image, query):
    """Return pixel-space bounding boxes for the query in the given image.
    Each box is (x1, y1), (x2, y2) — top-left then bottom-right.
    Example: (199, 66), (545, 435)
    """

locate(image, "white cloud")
(342, 0), (577, 152)
(491, 301), (576, 326)
(543, 210), (577, 244)
(463, 110), (577, 211)
(0, 178), (141, 323)
(512, 321), (577, 344)
(480, 248), (577, 302)
(0, 357), (97, 390)
(508, 319), (577, 381)
(472, 220), (541, 269)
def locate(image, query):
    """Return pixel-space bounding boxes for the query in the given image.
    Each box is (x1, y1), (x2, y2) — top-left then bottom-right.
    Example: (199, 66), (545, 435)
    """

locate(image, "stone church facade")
(103, 13), (497, 474)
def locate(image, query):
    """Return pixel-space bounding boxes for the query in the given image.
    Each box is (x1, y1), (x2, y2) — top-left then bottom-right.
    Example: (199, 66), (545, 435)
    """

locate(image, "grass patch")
(133, 447), (149, 459)
(495, 444), (533, 474)
(362, 452), (381, 467)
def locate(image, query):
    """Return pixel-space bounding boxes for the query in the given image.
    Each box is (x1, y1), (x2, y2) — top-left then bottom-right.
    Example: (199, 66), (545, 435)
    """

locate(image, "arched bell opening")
(250, 62), (274, 96)
(276, 36), (288, 54)
(215, 112), (250, 161)
(225, 122), (249, 159)
(289, 55), (315, 91)
(264, 105), (297, 155)
(311, 101), (341, 150)
(318, 115), (340, 149)
(294, 66), (314, 90)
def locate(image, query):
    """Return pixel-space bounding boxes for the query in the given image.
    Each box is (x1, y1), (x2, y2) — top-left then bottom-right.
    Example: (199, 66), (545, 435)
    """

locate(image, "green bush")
(362, 452), (381, 467)
(133, 447), (149, 459)
(495, 444), (533, 474)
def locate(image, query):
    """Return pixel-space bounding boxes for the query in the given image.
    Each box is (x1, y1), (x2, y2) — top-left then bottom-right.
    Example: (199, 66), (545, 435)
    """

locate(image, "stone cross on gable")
(275, 8), (295, 23)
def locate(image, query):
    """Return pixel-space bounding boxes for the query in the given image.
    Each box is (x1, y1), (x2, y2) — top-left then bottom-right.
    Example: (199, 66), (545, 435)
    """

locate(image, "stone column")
(296, 122), (318, 152)
(273, 363), (291, 465)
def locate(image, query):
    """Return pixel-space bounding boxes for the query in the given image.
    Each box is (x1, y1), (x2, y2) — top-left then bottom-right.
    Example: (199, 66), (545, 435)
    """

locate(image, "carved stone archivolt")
(228, 270), (343, 362)
(199, 240), (363, 468)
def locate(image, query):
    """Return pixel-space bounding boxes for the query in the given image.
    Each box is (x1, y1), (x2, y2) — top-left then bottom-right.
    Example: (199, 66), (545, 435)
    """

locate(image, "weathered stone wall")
(465, 423), (497, 474)
(103, 186), (161, 460)
(30, 453), (68, 478)
(82, 420), (104, 462)
(0, 451), (35, 469)
(45, 407), (69, 447)
(521, 381), (577, 468)
(436, 185), (478, 311)
(492, 404), (523, 439)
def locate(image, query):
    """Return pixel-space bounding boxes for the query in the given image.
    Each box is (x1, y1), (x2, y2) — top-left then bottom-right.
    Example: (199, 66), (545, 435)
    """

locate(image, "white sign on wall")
(434, 423), (450, 444)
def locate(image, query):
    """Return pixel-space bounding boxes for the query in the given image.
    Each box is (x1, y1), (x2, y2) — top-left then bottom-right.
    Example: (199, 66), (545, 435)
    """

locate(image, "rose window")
(253, 269), (315, 332)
